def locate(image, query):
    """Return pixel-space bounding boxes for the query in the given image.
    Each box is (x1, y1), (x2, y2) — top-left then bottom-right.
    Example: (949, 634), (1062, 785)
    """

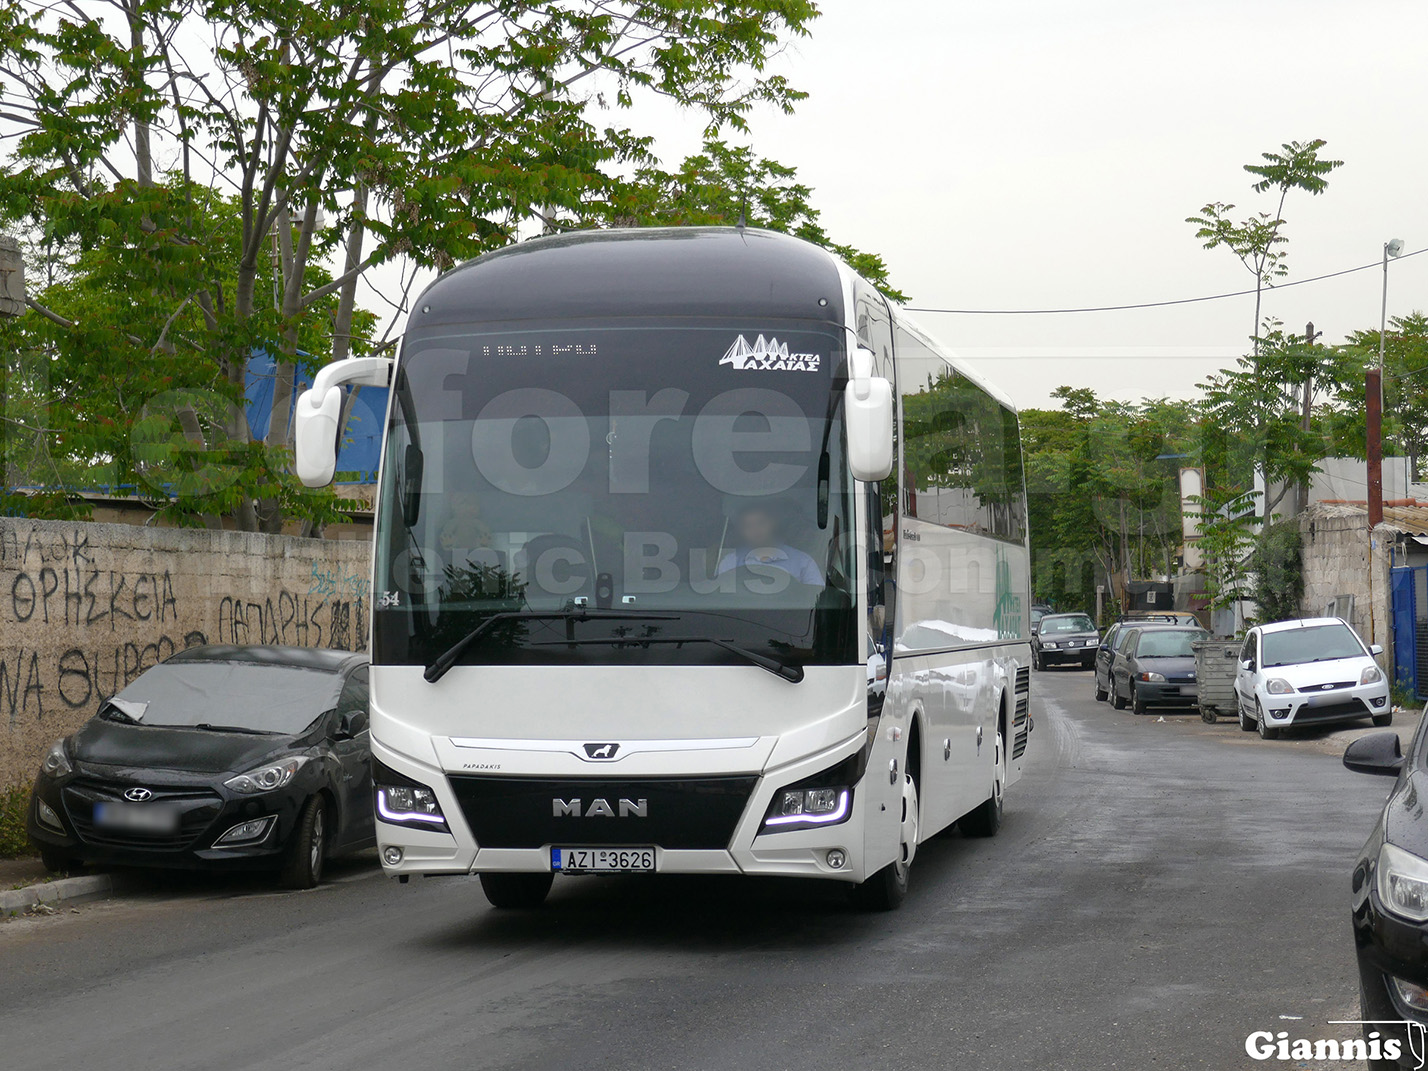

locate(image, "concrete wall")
(1298, 506), (1393, 669)
(0, 518), (371, 789)
(1309, 456), (1428, 506)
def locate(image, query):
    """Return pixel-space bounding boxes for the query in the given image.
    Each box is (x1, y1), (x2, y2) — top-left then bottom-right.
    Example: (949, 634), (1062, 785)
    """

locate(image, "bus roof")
(412, 226), (847, 329)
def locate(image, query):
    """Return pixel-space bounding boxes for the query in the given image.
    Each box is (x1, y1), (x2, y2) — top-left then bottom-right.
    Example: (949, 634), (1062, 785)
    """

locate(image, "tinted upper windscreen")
(111, 662), (341, 733)
(373, 323), (858, 669)
(1042, 614), (1095, 634)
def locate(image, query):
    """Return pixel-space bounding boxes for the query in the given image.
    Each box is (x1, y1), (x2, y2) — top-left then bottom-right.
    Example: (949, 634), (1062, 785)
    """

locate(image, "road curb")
(0, 874), (120, 915)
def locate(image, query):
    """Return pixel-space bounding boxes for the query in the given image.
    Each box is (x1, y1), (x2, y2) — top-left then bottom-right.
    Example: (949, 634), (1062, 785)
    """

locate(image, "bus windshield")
(373, 321), (859, 671)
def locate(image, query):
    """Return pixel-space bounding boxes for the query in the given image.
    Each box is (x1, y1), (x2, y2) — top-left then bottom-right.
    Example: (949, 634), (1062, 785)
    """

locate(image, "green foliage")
(0, 784), (32, 859)
(1246, 520), (1304, 624)
(1187, 139), (1343, 352)
(1022, 390), (1193, 615)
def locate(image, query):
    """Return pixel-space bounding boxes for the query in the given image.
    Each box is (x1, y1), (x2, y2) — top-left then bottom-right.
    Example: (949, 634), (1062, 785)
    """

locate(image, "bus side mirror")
(845, 347), (894, 482)
(294, 356), (394, 487)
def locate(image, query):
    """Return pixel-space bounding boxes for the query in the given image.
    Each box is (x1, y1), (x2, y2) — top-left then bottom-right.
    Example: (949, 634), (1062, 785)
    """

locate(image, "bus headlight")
(375, 761), (450, 833)
(763, 785), (852, 832)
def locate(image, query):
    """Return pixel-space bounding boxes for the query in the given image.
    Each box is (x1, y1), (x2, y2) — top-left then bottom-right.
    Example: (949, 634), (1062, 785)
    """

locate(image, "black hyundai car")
(27, 645), (373, 888)
(1346, 725), (1428, 1068)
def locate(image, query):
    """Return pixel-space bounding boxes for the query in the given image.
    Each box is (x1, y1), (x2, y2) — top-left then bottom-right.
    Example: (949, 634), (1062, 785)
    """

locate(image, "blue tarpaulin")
(245, 350), (387, 483)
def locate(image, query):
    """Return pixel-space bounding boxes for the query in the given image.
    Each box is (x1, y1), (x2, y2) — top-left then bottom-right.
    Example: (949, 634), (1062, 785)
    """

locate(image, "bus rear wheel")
(480, 871), (554, 909)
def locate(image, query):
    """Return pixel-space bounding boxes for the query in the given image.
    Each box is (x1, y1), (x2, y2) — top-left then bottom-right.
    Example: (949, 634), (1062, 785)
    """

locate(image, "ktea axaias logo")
(720, 334), (821, 372)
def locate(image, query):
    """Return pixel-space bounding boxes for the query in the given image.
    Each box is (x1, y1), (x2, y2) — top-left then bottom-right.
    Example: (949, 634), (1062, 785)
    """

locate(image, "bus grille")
(448, 775), (759, 850)
(1012, 665), (1031, 759)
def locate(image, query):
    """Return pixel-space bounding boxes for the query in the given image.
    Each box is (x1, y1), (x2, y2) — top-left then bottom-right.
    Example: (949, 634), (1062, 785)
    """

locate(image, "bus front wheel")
(480, 871), (554, 909)
(851, 770), (919, 911)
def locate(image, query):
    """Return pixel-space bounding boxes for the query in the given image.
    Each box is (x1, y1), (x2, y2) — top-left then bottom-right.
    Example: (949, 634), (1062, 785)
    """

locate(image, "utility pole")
(1298, 321), (1322, 514)
(1368, 367), (1384, 528)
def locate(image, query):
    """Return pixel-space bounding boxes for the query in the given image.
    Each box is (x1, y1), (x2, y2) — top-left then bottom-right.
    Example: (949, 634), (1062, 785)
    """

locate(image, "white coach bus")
(294, 227), (1032, 910)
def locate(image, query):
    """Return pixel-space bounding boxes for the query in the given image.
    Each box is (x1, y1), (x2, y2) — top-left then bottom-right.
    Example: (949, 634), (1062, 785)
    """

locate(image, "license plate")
(552, 847), (655, 873)
(1180, 685), (1199, 697)
(93, 801), (179, 834)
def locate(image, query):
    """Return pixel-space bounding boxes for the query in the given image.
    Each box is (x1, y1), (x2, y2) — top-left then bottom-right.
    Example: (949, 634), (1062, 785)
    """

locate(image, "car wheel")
(1372, 711), (1394, 728)
(39, 849), (79, 875)
(479, 871), (555, 909)
(960, 729), (1005, 838)
(1132, 687), (1148, 716)
(281, 796), (328, 889)
(1033, 653), (1043, 672)
(1111, 683), (1127, 710)
(1256, 700), (1280, 740)
(1237, 700), (1255, 732)
(852, 768), (919, 910)
(1094, 677), (1108, 702)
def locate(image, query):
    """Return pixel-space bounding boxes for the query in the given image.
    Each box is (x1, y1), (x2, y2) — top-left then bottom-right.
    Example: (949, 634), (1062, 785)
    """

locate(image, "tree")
(1021, 388), (1192, 618)
(0, 0), (820, 530)
(1187, 140), (1342, 355)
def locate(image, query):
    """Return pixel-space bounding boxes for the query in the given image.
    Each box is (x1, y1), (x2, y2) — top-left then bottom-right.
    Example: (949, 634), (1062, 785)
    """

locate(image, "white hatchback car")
(1234, 617), (1391, 739)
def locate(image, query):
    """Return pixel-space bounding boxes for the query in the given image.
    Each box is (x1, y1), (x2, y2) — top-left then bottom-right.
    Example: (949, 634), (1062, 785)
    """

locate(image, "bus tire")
(850, 770), (919, 911)
(480, 871), (554, 909)
(960, 728), (1005, 838)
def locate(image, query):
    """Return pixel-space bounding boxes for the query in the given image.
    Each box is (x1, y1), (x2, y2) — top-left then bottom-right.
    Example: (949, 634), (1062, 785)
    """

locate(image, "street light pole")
(1369, 239), (1404, 532)
(1381, 238), (1404, 371)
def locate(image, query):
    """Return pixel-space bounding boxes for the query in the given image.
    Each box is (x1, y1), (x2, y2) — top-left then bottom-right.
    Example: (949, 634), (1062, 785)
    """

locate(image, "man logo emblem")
(124, 787), (154, 802)
(583, 743), (619, 760)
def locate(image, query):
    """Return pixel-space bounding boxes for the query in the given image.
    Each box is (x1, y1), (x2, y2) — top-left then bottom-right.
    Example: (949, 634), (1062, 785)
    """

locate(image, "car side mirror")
(336, 710), (366, 740)
(1240, 659), (1254, 671)
(1370, 643), (1385, 657)
(844, 347), (894, 482)
(1343, 732), (1404, 777)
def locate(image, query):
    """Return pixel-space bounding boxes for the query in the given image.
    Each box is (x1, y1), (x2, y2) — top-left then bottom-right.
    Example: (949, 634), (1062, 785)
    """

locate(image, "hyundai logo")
(583, 742), (620, 760)
(124, 787), (154, 802)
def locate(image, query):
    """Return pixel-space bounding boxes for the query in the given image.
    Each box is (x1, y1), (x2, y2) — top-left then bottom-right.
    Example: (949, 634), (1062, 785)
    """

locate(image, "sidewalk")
(0, 856), (124, 916)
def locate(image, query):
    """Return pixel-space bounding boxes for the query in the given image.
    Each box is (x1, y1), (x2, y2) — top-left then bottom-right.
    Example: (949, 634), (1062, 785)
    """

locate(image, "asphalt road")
(0, 669), (1399, 1071)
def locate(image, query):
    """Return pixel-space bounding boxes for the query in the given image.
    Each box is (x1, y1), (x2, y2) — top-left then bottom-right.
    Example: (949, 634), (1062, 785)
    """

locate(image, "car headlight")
(1362, 665), (1384, 686)
(1138, 671), (1166, 682)
(1042, 641), (1058, 649)
(225, 757), (308, 794)
(1265, 678), (1296, 695)
(40, 739), (73, 779)
(1378, 843), (1428, 922)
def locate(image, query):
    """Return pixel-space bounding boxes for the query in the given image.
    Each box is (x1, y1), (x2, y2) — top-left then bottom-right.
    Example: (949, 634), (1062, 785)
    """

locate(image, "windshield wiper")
(423, 609), (679, 683)
(527, 635), (805, 683)
(190, 723), (278, 735)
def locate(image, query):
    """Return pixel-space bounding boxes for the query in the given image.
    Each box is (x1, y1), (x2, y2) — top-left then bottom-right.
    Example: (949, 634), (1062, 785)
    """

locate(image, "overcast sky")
(617, 0), (1428, 410)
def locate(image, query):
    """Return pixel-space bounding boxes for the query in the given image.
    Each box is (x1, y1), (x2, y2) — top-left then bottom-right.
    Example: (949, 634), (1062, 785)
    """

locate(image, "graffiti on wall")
(0, 523), (368, 733)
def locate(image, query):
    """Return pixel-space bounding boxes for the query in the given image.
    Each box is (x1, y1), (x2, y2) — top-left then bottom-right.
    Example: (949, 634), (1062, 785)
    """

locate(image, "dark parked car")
(1030, 604), (1054, 632)
(1107, 626), (1208, 714)
(1032, 613), (1099, 670)
(1094, 620), (1188, 703)
(27, 645), (373, 888)
(1346, 727), (1428, 1068)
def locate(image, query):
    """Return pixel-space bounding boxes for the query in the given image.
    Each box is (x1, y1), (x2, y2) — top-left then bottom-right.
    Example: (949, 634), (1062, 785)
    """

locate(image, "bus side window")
(867, 483), (890, 650)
